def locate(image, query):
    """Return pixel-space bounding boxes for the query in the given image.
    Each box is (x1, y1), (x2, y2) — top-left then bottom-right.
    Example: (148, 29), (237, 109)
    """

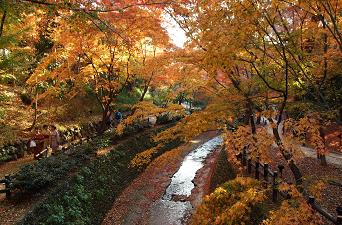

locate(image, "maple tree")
(1, 0), (342, 224)
(22, 1), (174, 129)
(160, 0), (342, 182)
(144, 1), (342, 222)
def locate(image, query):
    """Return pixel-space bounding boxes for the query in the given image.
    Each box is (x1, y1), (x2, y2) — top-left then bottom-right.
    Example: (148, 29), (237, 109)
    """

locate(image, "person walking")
(50, 125), (60, 154)
(31, 127), (46, 159)
(115, 110), (123, 123)
(28, 130), (37, 155)
(42, 125), (51, 150)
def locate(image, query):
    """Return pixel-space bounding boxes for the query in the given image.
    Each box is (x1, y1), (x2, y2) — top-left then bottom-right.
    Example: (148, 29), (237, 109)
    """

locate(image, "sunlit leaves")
(191, 177), (266, 225)
(116, 101), (184, 134)
(263, 183), (323, 225)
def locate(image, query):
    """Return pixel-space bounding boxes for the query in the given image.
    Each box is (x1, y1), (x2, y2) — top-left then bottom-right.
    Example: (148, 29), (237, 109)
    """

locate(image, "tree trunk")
(272, 124), (303, 185)
(319, 127), (328, 166)
(30, 106), (37, 131)
(29, 80), (38, 130)
(140, 72), (153, 102)
(0, 11), (6, 38)
(320, 154), (327, 166)
(256, 115), (261, 125)
(250, 115), (256, 134)
(99, 105), (110, 133)
(140, 85), (149, 101)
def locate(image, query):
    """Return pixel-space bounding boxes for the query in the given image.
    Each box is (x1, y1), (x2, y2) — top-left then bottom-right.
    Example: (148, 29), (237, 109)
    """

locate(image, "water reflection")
(150, 136), (223, 225)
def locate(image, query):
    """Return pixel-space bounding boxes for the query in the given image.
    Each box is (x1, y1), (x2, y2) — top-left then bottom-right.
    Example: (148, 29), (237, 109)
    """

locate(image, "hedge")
(18, 125), (181, 225)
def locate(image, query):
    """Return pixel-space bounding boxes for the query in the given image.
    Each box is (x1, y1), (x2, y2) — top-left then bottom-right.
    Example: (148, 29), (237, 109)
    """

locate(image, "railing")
(0, 175), (12, 198)
(236, 149), (342, 225)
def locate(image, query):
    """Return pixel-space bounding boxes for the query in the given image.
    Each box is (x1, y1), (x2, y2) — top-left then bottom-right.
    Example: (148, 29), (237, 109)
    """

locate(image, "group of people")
(28, 125), (60, 159)
(28, 110), (123, 159)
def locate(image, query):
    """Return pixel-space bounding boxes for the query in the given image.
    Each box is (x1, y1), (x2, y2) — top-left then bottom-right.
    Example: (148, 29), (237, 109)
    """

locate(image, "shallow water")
(149, 136), (223, 225)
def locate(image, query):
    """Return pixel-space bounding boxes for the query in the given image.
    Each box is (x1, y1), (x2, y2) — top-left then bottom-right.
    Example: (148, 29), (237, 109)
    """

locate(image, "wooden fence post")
(242, 149), (247, 166)
(247, 159), (252, 174)
(263, 163), (269, 181)
(308, 196), (315, 205)
(255, 158), (260, 180)
(236, 153), (242, 162)
(272, 171), (278, 202)
(4, 175), (11, 198)
(336, 206), (342, 225)
(278, 165), (284, 178)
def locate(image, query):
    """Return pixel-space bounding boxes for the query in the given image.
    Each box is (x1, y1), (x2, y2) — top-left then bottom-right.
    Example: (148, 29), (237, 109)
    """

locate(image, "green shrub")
(0, 93), (10, 102)
(0, 108), (5, 119)
(286, 102), (315, 120)
(19, 125), (181, 225)
(12, 141), (96, 193)
(0, 73), (17, 84)
(210, 149), (237, 192)
(19, 92), (32, 105)
(0, 125), (17, 146)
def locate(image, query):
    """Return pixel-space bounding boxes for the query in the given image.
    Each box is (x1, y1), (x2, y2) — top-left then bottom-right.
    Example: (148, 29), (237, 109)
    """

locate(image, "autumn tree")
(24, 2), (172, 130)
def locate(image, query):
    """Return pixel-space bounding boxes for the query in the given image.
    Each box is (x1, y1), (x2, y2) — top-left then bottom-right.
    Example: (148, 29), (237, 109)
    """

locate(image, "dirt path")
(102, 131), (220, 225)
(263, 118), (342, 167)
(0, 156), (34, 178)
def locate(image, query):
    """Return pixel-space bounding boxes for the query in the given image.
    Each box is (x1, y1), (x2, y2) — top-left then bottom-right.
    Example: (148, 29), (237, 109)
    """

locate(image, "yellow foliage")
(308, 180), (327, 201)
(286, 116), (327, 156)
(191, 177), (266, 225)
(145, 146), (186, 172)
(116, 101), (185, 135)
(154, 103), (234, 144)
(129, 144), (162, 169)
(262, 199), (323, 225)
(225, 125), (273, 163)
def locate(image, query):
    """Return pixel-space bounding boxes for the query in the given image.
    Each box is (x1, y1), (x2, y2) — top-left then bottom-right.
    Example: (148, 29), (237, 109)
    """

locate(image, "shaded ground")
(102, 131), (220, 225)
(261, 118), (342, 221)
(265, 119), (342, 167)
(0, 156), (34, 178)
(267, 146), (342, 220)
(0, 125), (169, 225)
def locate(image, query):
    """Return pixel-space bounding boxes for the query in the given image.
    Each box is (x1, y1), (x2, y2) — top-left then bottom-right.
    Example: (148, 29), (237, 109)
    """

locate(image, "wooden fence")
(0, 134), (91, 199)
(236, 149), (342, 225)
(0, 175), (11, 198)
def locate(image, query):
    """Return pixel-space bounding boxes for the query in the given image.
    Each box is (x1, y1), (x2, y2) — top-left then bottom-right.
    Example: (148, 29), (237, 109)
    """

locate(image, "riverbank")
(102, 131), (220, 225)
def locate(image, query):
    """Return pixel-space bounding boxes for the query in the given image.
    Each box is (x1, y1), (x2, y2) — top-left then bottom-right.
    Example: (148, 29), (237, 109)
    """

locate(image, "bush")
(0, 125), (17, 147)
(0, 73), (17, 85)
(11, 131), (113, 194)
(20, 92), (32, 105)
(286, 102), (316, 120)
(0, 108), (5, 119)
(12, 146), (93, 193)
(0, 93), (10, 102)
(19, 125), (181, 225)
(191, 177), (267, 225)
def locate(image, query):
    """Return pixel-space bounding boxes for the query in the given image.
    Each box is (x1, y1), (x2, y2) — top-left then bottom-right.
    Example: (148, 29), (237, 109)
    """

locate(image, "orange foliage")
(191, 177), (266, 225)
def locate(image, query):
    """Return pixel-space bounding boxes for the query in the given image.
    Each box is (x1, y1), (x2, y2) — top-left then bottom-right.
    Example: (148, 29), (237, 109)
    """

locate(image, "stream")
(149, 136), (223, 225)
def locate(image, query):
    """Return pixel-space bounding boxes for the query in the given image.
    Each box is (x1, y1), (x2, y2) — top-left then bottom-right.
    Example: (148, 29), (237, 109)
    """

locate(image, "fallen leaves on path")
(102, 131), (219, 225)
